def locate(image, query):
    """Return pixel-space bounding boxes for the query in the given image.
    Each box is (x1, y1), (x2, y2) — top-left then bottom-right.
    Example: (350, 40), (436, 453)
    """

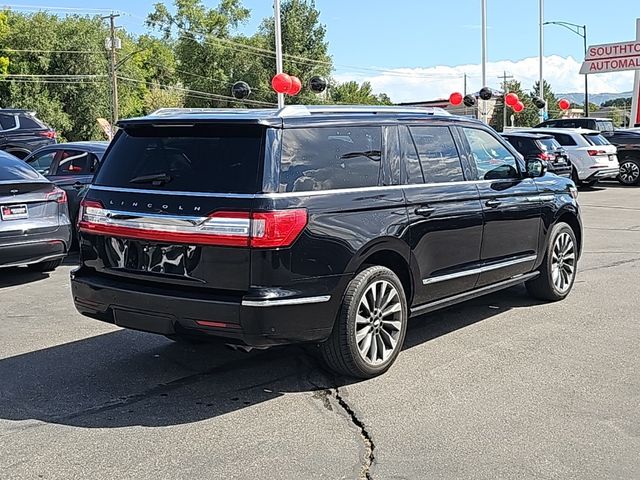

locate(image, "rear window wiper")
(340, 150), (382, 161)
(129, 173), (173, 186)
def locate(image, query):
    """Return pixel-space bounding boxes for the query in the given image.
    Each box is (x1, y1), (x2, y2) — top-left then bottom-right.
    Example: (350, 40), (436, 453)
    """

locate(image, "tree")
(330, 81), (392, 105)
(491, 80), (538, 131)
(143, 84), (185, 114)
(531, 80), (559, 119)
(602, 97), (631, 108)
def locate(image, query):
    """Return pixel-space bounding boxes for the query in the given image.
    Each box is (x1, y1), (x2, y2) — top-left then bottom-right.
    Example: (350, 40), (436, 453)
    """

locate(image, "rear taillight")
(38, 130), (57, 139)
(77, 201), (308, 249)
(587, 149), (606, 156)
(46, 187), (67, 204)
(537, 152), (553, 161)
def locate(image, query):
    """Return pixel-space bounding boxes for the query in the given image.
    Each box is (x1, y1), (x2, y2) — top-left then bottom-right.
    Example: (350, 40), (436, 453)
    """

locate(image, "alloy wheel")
(355, 280), (403, 366)
(619, 161), (640, 185)
(551, 232), (576, 293)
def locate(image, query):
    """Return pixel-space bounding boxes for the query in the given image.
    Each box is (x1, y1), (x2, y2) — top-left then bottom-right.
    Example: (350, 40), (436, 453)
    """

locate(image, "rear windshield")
(94, 125), (264, 194)
(583, 134), (610, 146)
(537, 138), (561, 151)
(0, 154), (45, 182)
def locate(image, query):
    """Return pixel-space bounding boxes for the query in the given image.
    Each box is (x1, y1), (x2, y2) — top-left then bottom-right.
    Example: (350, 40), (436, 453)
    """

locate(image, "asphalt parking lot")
(1, 183), (639, 480)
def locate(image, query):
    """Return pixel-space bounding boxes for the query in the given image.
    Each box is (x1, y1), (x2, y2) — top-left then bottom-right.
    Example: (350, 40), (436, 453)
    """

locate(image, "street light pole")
(273, 0), (285, 109)
(480, 0), (487, 123)
(544, 21), (589, 116)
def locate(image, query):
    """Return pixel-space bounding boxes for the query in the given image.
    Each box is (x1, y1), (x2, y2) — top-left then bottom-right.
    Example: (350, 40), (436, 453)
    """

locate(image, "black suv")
(71, 106), (582, 378)
(536, 117), (640, 185)
(0, 109), (57, 159)
(501, 132), (572, 178)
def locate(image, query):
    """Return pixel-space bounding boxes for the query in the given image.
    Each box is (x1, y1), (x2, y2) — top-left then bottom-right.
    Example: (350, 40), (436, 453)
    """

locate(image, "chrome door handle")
(415, 206), (436, 217)
(485, 199), (501, 208)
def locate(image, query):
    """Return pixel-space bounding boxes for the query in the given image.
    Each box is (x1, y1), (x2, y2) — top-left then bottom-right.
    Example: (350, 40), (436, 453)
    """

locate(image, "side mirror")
(527, 159), (546, 178)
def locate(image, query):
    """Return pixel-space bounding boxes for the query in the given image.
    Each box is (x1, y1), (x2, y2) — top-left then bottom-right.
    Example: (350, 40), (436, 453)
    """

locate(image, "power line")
(0, 48), (102, 54)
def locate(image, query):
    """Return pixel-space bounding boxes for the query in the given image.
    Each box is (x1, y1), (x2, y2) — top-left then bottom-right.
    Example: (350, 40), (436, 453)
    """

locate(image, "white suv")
(522, 128), (619, 186)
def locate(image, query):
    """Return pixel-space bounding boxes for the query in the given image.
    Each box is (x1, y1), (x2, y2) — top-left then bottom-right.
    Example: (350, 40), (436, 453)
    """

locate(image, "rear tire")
(618, 157), (640, 186)
(27, 259), (62, 272)
(320, 266), (408, 379)
(526, 222), (577, 301)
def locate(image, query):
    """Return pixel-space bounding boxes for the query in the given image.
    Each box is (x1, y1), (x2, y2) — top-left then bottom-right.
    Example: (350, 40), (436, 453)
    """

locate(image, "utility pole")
(499, 71), (514, 131)
(463, 73), (468, 116)
(480, 0), (487, 123)
(102, 13), (120, 128)
(538, 0), (545, 123)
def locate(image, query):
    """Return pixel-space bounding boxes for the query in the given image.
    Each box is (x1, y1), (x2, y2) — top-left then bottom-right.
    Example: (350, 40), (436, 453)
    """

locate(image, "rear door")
(81, 123), (267, 293)
(401, 124), (483, 305)
(459, 126), (541, 287)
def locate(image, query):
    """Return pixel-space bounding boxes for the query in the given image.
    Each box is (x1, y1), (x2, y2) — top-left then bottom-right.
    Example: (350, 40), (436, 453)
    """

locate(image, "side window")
(19, 115), (44, 129)
(399, 125), (424, 184)
(55, 150), (92, 175)
(409, 126), (464, 183)
(463, 128), (519, 180)
(27, 151), (57, 175)
(279, 127), (382, 192)
(553, 133), (577, 147)
(0, 114), (17, 131)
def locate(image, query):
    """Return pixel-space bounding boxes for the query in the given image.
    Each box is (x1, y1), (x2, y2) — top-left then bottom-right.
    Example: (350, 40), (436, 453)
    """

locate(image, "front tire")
(320, 266), (408, 379)
(618, 157), (640, 186)
(526, 222), (578, 301)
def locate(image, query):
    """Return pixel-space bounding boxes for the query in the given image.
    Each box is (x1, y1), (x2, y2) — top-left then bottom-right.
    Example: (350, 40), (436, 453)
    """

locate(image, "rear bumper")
(584, 167), (620, 181)
(70, 268), (344, 347)
(0, 227), (71, 268)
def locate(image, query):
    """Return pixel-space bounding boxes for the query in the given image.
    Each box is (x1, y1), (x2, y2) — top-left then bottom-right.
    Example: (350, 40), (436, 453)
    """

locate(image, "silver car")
(0, 151), (71, 271)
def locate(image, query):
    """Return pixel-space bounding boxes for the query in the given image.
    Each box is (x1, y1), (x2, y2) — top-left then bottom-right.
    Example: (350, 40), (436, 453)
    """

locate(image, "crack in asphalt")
(580, 257), (640, 273)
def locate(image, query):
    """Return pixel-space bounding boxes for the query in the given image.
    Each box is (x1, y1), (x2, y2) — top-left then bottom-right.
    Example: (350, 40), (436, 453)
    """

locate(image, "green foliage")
(330, 81), (392, 105)
(602, 97), (631, 108)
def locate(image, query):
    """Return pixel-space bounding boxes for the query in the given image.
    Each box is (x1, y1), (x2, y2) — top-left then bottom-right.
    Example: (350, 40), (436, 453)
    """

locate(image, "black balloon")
(231, 81), (251, 99)
(479, 87), (492, 100)
(463, 94), (476, 107)
(532, 97), (546, 109)
(309, 76), (327, 93)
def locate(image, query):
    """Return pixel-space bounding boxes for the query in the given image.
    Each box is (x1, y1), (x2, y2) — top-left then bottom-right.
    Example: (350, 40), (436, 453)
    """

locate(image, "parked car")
(71, 106), (582, 378)
(0, 109), (57, 159)
(24, 141), (109, 228)
(535, 118), (640, 185)
(522, 128), (619, 186)
(501, 132), (572, 178)
(0, 151), (71, 271)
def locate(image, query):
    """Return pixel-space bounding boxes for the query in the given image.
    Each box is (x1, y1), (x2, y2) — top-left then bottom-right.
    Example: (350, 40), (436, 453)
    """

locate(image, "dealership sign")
(579, 40), (640, 74)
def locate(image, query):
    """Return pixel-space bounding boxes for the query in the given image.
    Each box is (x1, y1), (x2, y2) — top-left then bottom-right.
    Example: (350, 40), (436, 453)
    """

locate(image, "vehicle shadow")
(0, 267), (50, 289)
(0, 286), (541, 429)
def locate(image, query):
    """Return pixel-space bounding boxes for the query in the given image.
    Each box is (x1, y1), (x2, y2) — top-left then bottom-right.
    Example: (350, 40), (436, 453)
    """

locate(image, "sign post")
(579, 19), (640, 126)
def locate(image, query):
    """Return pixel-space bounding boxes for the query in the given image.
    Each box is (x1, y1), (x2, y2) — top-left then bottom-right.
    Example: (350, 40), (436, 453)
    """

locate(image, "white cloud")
(334, 55), (636, 103)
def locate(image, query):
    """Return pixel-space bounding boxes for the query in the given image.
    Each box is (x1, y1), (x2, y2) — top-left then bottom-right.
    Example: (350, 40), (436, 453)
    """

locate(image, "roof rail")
(276, 105), (452, 117)
(150, 107), (259, 116)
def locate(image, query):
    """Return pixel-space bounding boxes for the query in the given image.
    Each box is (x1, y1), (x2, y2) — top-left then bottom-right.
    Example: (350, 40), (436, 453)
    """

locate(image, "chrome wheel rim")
(551, 232), (576, 293)
(619, 161), (640, 184)
(355, 280), (403, 366)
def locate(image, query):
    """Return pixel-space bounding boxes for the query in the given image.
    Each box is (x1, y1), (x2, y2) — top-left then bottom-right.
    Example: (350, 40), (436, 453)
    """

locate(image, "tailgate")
(0, 182), (59, 237)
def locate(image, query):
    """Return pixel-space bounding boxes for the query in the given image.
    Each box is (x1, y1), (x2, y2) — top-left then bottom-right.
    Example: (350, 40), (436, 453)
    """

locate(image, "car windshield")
(583, 134), (610, 146)
(596, 120), (614, 132)
(0, 154), (46, 182)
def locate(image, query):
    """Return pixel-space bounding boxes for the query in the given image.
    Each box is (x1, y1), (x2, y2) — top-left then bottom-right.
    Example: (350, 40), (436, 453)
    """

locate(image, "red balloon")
(513, 101), (524, 113)
(558, 98), (570, 110)
(288, 76), (302, 96)
(272, 73), (292, 94)
(505, 92), (519, 107)
(449, 92), (463, 106)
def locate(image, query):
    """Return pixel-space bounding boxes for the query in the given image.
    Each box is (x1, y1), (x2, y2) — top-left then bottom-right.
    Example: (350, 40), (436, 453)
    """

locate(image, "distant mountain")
(558, 91), (633, 106)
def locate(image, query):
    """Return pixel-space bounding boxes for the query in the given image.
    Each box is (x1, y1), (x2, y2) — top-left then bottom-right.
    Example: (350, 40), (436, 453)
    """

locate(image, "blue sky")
(4, 1), (639, 101)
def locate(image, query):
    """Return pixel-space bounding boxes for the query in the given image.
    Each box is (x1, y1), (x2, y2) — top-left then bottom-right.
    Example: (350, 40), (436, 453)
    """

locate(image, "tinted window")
(399, 125), (423, 184)
(280, 126), (382, 192)
(0, 114), (17, 130)
(55, 150), (98, 175)
(0, 154), (45, 181)
(27, 151), (57, 174)
(95, 125), (264, 194)
(537, 138), (561, 151)
(463, 128), (519, 180)
(550, 133), (577, 146)
(19, 115), (45, 129)
(583, 134), (610, 146)
(409, 126), (464, 183)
